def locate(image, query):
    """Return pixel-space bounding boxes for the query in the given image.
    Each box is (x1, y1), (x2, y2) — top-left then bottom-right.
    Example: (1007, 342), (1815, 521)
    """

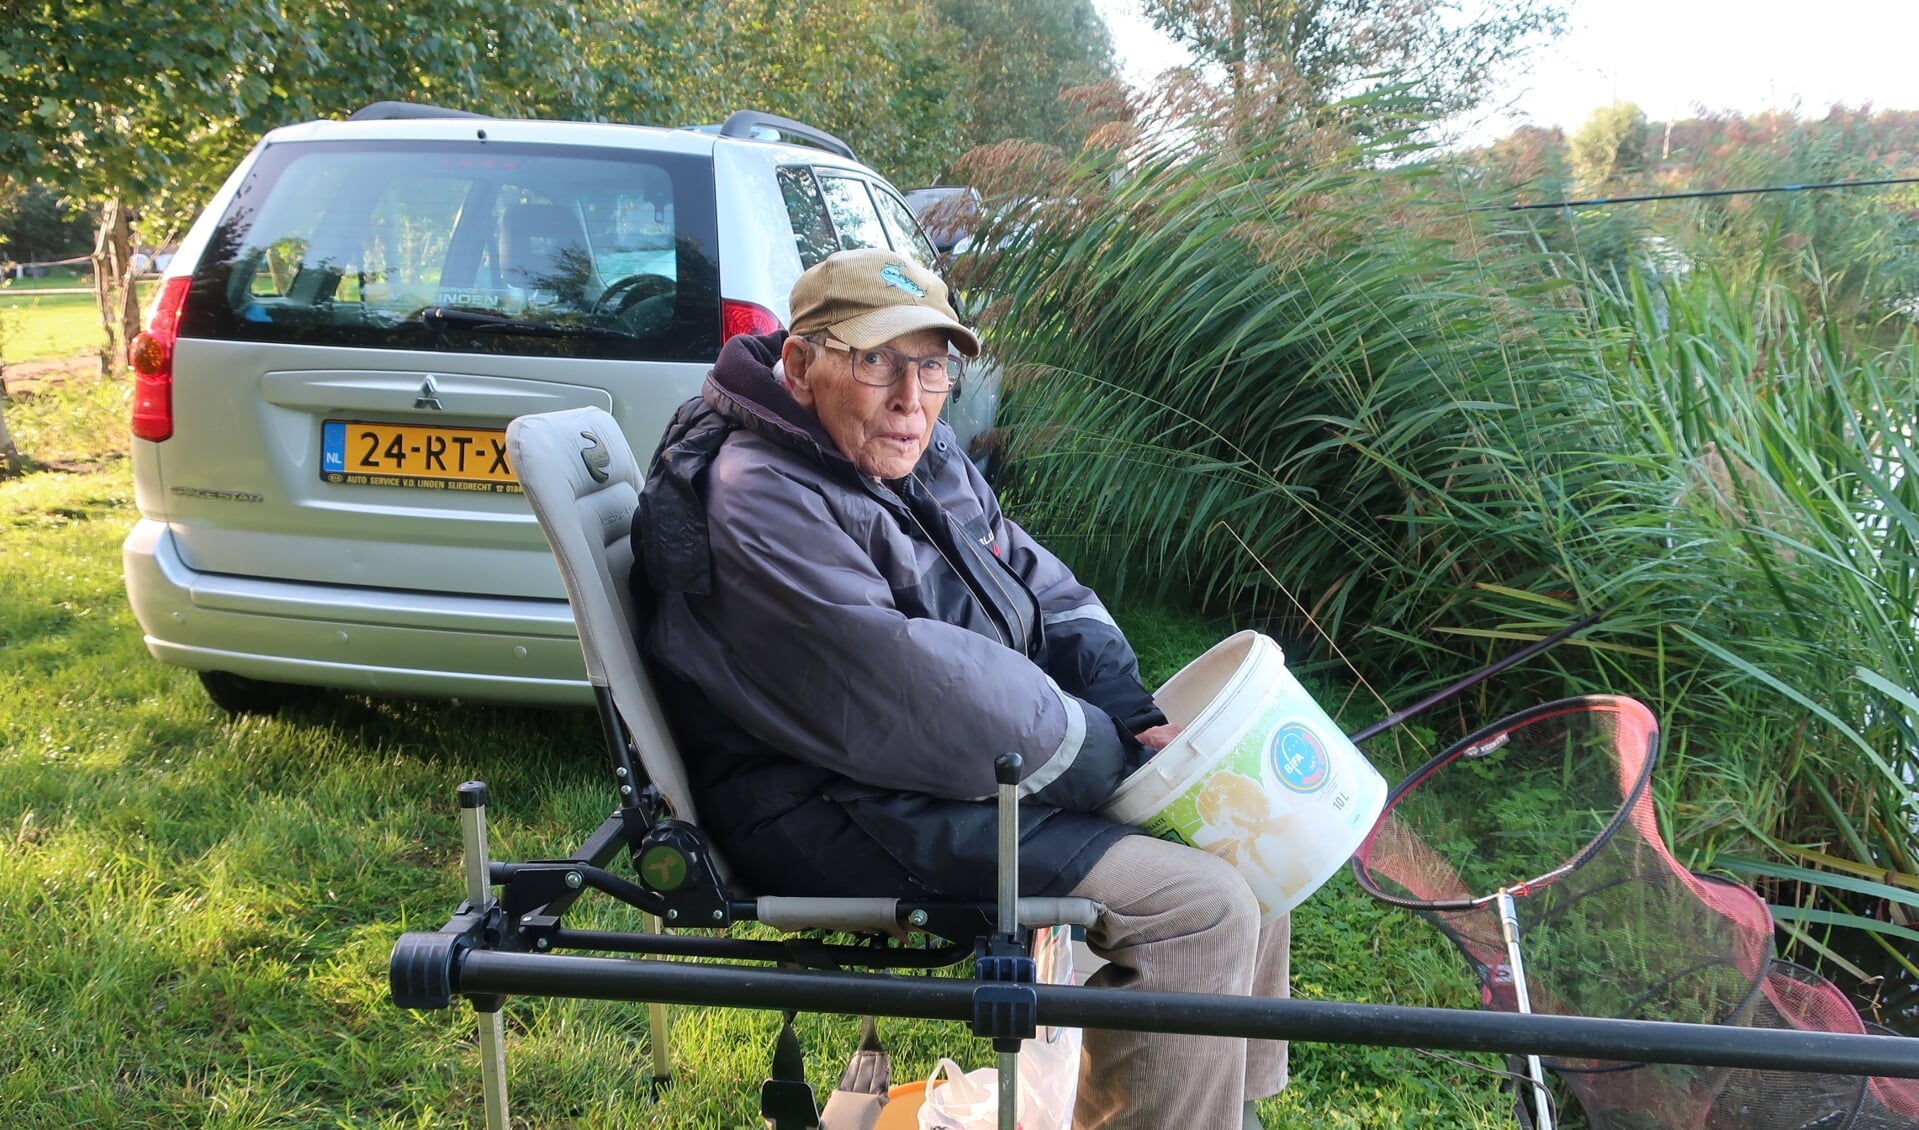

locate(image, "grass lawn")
(0, 290), (106, 363)
(0, 369), (1518, 1128)
(1, 278), (155, 364)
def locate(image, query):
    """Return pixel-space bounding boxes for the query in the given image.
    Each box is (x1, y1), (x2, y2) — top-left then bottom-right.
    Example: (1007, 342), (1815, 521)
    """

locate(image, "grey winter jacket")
(632, 331), (1162, 899)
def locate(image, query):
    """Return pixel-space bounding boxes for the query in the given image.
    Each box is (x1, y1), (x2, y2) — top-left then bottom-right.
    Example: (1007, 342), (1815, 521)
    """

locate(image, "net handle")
(1349, 609), (1607, 745)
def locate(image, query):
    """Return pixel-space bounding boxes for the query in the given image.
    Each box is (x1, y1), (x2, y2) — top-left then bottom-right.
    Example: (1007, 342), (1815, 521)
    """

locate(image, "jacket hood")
(703, 331), (843, 468)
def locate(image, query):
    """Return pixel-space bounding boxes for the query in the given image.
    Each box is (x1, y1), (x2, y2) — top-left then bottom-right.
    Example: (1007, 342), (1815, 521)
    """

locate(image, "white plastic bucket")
(1101, 631), (1387, 920)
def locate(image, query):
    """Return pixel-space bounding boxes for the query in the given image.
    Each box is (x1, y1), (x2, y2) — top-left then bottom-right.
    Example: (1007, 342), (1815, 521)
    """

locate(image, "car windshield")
(180, 140), (721, 361)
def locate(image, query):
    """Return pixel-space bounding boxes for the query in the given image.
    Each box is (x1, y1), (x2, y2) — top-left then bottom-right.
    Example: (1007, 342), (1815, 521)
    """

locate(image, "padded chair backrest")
(506, 408), (701, 832)
(500, 202), (586, 292)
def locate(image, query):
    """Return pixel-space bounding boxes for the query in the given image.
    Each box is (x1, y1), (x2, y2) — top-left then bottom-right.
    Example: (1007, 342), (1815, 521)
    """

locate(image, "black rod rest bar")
(391, 942), (1919, 1080)
(547, 928), (974, 969)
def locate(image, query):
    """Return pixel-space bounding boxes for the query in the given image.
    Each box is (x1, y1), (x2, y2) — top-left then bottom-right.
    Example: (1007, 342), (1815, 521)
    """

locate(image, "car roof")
(258, 115), (875, 174)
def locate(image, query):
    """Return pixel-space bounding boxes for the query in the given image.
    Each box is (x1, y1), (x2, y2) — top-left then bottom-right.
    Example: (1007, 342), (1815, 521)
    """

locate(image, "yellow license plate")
(320, 420), (521, 493)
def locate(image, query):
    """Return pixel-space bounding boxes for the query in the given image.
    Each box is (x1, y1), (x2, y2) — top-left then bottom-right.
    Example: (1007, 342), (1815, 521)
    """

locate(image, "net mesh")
(1352, 695), (1916, 1130)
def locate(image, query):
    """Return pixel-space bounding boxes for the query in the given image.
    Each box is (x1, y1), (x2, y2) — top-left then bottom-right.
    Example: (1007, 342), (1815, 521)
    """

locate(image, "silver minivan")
(123, 105), (995, 712)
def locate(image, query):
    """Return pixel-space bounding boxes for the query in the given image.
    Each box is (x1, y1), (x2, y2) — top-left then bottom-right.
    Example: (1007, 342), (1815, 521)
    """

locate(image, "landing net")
(1352, 695), (1917, 1129)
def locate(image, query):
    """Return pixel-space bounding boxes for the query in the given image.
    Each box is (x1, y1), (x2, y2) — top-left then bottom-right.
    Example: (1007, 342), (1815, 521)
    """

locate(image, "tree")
(933, 0), (1119, 154)
(0, 358), (16, 478)
(1, 174), (21, 478)
(0, 395), (17, 479)
(2, 1), (672, 374)
(614, 0), (1116, 185)
(629, 0), (972, 185)
(1141, 0), (1564, 125)
(1568, 101), (1647, 190)
(0, 182), (95, 266)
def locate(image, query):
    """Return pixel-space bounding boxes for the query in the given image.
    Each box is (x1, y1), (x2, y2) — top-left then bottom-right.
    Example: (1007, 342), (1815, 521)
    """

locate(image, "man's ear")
(781, 334), (817, 411)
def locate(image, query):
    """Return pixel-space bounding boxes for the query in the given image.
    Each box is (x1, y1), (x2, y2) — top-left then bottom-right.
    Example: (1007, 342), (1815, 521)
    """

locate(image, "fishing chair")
(389, 405), (1100, 1127)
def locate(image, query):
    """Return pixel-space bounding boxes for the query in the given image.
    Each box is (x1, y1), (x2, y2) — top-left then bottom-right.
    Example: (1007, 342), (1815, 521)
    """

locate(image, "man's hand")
(1133, 723), (1184, 750)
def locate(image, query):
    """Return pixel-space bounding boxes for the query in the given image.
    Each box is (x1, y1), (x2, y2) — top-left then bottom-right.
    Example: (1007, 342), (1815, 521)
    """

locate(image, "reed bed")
(967, 113), (1919, 954)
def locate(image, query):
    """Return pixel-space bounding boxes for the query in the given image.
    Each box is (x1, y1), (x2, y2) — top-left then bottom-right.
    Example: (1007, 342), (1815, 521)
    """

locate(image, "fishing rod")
(1348, 608), (1607, 744)
(1491, 174), (1919, 212)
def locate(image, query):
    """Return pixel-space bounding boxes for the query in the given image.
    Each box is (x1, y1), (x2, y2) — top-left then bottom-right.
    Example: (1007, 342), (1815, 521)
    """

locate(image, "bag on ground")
(917, 926), (1083, 1130)
(820, 1015), (892, 1130)
(917, 1058), (999, 1129)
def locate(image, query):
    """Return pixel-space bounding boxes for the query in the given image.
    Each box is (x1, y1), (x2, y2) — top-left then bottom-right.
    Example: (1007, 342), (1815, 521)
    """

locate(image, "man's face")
(784, 328), (951, 480)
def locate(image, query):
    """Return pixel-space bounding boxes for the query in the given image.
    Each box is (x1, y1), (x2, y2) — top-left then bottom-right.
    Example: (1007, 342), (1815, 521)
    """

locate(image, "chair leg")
(994, 756), (1024, 1130)
(459, 783), (512, 1130)
(644, 912), (673, 1096)
(477, 1008), (511, 1130)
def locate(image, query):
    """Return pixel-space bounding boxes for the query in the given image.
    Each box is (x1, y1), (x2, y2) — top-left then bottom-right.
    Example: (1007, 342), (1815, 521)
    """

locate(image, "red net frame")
(1351, 695), (1917, 1129)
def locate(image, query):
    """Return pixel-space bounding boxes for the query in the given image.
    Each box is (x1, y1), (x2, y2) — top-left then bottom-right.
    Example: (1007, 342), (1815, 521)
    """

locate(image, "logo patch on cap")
(878, 263), (926, 297)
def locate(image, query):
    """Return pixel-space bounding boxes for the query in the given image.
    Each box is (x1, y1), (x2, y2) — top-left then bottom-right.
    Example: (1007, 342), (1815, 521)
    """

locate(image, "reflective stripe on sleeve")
(1017, 677), (1088, 799)
(1041, 603), (1117, 630)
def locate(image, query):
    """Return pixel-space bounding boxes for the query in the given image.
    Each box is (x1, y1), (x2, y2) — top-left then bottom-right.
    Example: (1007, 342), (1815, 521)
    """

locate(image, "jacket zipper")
(894, 499), (1010, 649)
(945, 509), (1038, 654)
(904, 470), (1038, 652)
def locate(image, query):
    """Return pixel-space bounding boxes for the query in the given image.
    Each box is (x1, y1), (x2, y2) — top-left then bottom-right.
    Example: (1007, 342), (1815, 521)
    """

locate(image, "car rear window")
(180, 140), (721, 361)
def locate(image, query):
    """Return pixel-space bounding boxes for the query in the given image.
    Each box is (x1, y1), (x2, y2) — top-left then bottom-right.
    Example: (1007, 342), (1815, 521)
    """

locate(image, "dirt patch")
(1, 353), (101, 396)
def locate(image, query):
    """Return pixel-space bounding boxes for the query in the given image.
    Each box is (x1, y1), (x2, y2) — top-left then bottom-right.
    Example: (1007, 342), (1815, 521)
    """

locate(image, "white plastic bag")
(918, 1058), (998, 1129)
(917, 926), (1083, 1130)
(1020, 925), (1082, 1130)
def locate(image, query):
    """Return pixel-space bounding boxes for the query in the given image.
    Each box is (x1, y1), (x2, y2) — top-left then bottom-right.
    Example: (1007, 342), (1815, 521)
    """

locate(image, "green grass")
(2, 286), (142, 476)
(0, 376), (1518, 1128)
(0, 290), (107, 363)
(0, 278), (156, 365)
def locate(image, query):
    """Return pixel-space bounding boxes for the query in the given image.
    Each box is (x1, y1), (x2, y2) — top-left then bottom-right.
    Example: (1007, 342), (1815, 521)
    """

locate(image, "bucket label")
(1269, 722), (1330, 793)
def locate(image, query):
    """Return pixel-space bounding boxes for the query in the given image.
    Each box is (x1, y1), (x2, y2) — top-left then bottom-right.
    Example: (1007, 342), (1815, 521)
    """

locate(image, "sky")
(1093, 0), (1919, 142)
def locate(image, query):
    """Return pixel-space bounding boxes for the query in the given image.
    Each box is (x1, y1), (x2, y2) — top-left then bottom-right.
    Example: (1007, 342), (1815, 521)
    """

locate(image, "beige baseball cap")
(788, 248), (980, 358)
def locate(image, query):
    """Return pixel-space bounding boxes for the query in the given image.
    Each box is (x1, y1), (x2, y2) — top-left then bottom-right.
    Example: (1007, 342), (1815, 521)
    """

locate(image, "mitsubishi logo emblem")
(414, 376), (444, 411)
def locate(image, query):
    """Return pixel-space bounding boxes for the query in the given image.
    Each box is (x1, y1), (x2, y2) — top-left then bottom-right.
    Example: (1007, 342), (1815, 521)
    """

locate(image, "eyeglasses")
(817, 337), (965, 392)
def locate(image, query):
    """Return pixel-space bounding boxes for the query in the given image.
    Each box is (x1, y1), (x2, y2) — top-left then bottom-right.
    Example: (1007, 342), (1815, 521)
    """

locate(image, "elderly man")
(631, 248), (1288, 1130)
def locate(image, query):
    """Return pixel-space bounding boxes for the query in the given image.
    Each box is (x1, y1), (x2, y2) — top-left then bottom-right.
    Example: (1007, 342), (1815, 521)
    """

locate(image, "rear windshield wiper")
(419, 306), (636, 341)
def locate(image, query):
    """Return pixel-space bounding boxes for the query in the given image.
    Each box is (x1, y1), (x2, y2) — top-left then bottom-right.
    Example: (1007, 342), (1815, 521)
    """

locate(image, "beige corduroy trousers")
(1066, 834), (1291, 1130)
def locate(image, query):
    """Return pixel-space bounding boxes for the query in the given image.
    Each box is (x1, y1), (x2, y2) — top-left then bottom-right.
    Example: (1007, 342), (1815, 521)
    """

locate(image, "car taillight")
(130, 275), (192, 443)
(720, 298), (782, 343)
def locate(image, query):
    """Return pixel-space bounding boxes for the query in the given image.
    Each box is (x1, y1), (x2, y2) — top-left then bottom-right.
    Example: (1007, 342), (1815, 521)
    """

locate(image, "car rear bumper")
(123, 518), (593, 705)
